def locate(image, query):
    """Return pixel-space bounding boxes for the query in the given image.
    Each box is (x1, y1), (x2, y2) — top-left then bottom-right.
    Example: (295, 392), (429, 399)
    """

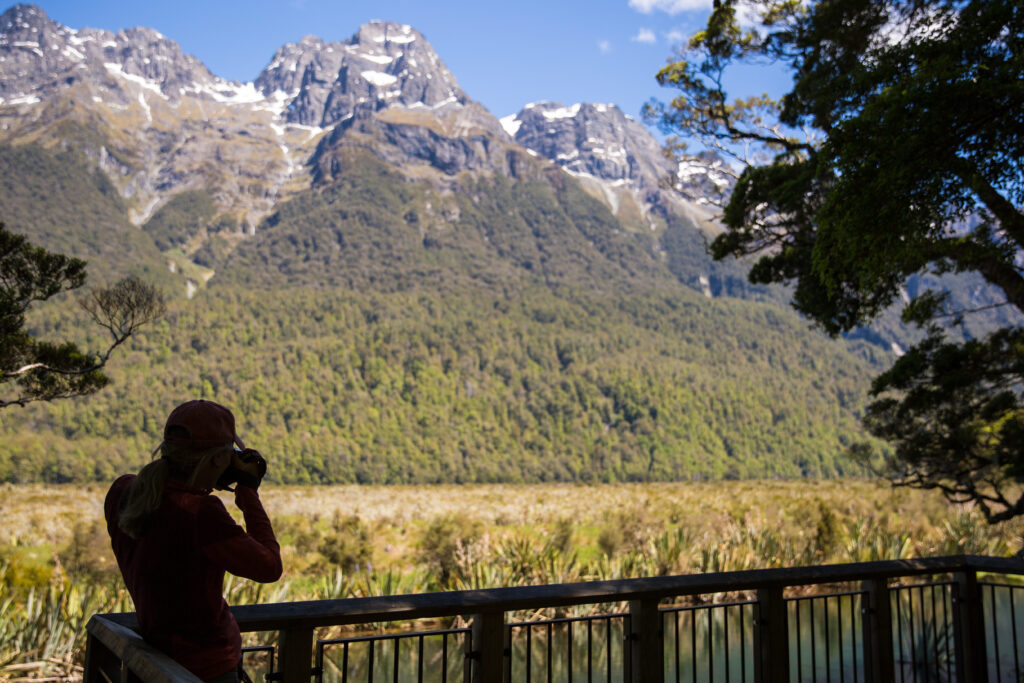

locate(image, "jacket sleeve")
(198, 487), (282, 583)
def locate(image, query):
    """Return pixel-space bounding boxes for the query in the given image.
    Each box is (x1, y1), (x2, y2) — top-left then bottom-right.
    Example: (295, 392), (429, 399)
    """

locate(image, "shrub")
(417, 515), (482, 588)
(318, 514), (372, 573)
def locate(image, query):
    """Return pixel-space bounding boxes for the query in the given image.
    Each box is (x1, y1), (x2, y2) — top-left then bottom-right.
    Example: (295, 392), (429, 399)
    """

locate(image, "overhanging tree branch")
(658, 0), (1024, 523)
(1, 223), (165, 409)
(954, 164), (1024, 247)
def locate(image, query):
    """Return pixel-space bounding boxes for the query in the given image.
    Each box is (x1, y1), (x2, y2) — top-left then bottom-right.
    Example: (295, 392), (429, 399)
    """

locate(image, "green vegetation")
(0, 145), (889, 483)
(141, 189), (243, 270)
(218, 149), (670, 295)
(0, 144), (174, 288)
(651, 0), (1024, 520)
(1, 222), (164, 409)
(141, 189), (218, 252)
(1, 480), (1019, 679)
(660, 212), (786, 305)
(0, 283), (881, 483)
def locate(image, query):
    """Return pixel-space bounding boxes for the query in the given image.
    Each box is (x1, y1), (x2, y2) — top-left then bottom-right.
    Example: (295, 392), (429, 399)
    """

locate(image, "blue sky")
(30, 0), (792, 124)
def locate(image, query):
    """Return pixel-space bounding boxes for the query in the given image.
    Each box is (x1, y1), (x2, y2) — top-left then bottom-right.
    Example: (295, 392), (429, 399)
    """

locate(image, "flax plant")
(4, 480), (1024, 679)
(0, 562), (129, 681)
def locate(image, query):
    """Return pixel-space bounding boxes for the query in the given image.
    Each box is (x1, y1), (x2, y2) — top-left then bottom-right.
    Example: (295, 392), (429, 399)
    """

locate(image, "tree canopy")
(1, 222), (165, 409)
(650, 0), (1024, 521)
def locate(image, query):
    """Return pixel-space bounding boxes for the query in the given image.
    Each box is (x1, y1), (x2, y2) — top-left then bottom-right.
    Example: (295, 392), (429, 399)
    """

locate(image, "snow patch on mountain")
(372, 32), (416, 44)
(0, 93), (39, 105)
(360, 53), (396, 65)
(61, 44), (83, 61)
(104, 62), (165, 97)
(677, 157), (734, 193)
(361, 70), (398, 87)
(499, 114), (521, 137)
(270, 122), (296, 176)
(541, 103), (581, 120)
(291, 122), (324, 141)
(699, 274), (713, 298)
(250, 88), (295, 115)
(137, 91), (151, 122)
(206, 81), (265, 104)
(10, 40), (41, 56)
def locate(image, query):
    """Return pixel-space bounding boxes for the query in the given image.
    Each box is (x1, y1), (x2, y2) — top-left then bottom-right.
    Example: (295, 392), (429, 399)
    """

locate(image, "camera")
(215, 448), (267, 491)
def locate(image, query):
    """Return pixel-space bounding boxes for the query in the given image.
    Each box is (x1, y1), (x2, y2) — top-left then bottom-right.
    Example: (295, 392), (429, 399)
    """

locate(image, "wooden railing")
(84, 554), (1024, 682)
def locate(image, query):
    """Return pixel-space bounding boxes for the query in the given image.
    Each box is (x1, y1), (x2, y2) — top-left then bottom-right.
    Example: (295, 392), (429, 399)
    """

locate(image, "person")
(105, 399), (282, 683)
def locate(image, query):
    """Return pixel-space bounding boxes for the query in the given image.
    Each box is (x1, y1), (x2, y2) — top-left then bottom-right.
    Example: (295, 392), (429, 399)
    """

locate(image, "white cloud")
(631, 28), (658, 43)
(598, 40), (613, 54)
(628, 0), (712, 14)
(734, 1), (764, 30)
(665, 28), (687, 43)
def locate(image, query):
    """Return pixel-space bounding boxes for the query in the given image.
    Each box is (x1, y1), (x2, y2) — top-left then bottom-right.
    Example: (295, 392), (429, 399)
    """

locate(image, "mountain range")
(0, 4), (892, 483)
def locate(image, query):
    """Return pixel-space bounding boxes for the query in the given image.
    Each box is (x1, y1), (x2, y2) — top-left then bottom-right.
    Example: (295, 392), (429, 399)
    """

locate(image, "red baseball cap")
(163, 400), (245, 450)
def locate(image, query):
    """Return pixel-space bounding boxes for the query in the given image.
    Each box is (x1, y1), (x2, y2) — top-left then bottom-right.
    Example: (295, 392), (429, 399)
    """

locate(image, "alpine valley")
(0, 4), (894, 484)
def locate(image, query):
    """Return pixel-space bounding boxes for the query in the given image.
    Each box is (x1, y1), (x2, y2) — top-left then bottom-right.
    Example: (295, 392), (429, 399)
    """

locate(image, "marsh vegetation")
(1, 480), (1021, 680)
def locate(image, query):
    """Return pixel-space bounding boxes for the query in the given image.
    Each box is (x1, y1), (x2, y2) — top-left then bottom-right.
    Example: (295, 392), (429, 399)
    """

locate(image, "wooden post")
(754, 587), (789, 683)
(629, 598), (664, 683)
(952, 570), (989, 683)
(861, 579), (895, 683)
(470, 611), (507, 683)
(276, 627), (314, 682)
(84, 631), (120, 683)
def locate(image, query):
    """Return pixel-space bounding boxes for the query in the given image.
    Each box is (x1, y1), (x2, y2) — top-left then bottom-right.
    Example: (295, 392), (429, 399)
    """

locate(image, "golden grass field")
(0, 478), (1001, 550)
(2, 480), (1022, 680)
(3, 479), (1021, 584)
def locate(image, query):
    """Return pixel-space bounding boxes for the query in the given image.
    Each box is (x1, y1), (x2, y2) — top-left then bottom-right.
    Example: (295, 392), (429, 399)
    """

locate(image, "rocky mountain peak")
(502, 101), (671, 192)
(0, 4), (78, 99)
(297, 34), (325, 48)
(255, 21), (467, 128)
(0, 4), (217, 103)
(502, 101), (734, 221)
(2, 3), (45, 31)
(1, 3), (48, 36)
(352, 20), (417, 46)
(105, 26), (216, 95)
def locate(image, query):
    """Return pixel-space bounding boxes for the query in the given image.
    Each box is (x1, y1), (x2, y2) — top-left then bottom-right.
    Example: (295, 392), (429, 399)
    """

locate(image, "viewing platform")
(85, 554), (1024, 682)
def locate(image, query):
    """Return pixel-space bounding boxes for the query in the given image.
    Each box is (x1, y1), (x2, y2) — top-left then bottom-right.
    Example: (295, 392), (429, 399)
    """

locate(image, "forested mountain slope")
(0, 5), (889, 483)
(0, 143), (883, 483)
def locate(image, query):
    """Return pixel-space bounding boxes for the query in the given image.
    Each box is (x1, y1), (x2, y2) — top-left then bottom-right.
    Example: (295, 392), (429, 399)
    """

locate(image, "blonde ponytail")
(118, 454), (172, 539)
(118, 438), (231, 539)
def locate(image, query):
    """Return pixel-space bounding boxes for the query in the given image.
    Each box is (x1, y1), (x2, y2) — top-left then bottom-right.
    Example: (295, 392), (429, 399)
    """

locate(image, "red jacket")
(105, 475), (282, 680)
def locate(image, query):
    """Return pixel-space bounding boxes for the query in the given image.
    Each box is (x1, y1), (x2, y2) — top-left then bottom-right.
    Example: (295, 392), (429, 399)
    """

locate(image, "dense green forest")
(0, 285), (882, 483)
(0, 144), (176, 288)
(0, 144), (887, 483)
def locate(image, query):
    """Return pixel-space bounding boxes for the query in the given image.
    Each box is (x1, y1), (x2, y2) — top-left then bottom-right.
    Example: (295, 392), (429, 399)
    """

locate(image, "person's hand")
(232, 450), (262, 477)
(233, 449), (267, 490)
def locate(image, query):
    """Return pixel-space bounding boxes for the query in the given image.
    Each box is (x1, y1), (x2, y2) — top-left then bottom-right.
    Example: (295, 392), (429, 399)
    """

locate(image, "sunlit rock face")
(0, 3), (219, 105)
(0, 9), (500, 232)
(500, 101), (728, 233)
(502, 102), (670, 189)
(0, 5), (718, 273)
(254, 22), (470, 128)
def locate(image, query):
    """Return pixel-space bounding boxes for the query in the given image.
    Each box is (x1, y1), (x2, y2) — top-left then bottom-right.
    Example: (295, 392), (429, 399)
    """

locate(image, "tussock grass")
(2, 480), (1022, 680)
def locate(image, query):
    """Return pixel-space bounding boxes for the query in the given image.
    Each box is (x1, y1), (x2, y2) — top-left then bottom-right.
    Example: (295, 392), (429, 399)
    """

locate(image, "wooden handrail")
(104, 553), (1021, 633)
(86, 554), (1024, 682)
(85, 615), (202, 682)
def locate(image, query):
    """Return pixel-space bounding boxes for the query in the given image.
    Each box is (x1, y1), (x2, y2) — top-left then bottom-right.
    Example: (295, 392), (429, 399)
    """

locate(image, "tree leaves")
(655, 0), (1024, 518)
(1, 223), (164, 408)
